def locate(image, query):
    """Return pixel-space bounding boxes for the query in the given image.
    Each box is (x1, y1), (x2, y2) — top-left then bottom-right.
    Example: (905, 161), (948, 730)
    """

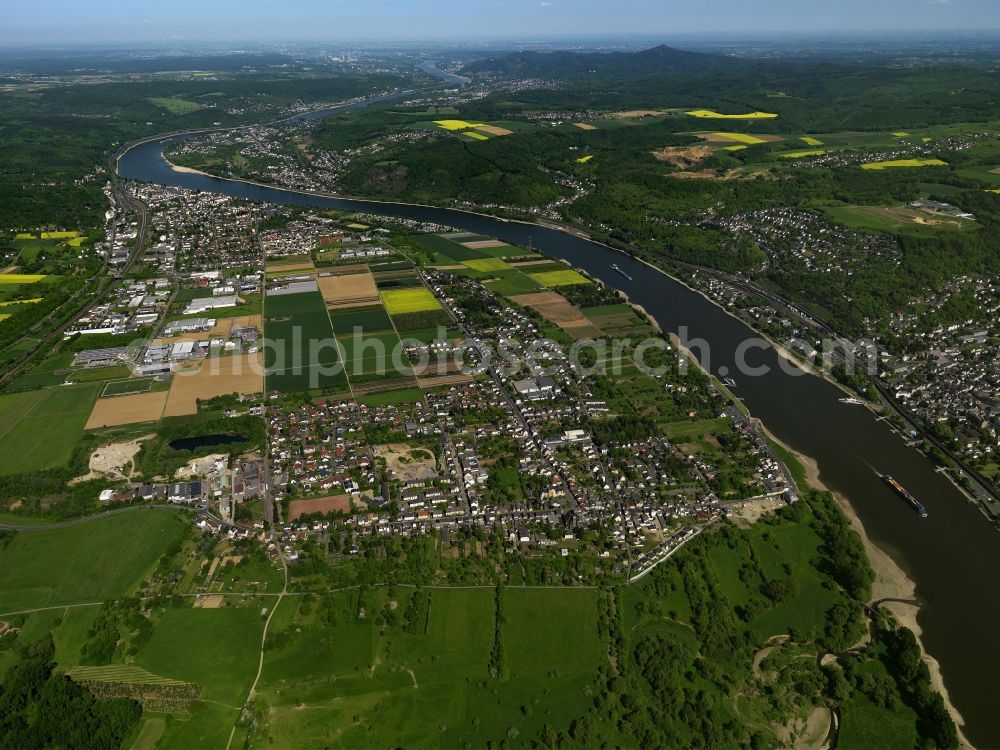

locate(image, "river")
(119, 137), (999, 747)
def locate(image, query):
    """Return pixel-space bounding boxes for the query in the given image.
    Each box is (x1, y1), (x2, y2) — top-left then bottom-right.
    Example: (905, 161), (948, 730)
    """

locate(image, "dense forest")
(0, 71), (407, 230)
(0, 636), (141, 749)
(310, 61), (1000, 341)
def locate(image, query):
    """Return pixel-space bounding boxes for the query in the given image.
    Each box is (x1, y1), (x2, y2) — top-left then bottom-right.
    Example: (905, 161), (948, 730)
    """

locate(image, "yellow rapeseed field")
(381, 287), (442, 315)
(781, 149), (828, 158)
(687, 109), (778, 119)
(434, 119), (487, 131)
(861, 159), (946, 170)
(712, 132), (767, 144)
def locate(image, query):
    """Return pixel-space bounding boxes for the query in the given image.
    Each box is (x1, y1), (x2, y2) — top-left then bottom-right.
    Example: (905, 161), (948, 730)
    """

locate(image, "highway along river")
(120, 138), (1000, 746)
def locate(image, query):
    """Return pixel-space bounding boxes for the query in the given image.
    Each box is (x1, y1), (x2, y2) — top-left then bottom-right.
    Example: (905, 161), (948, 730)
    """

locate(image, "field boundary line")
(228, 542), (289, 750)
(0, 389), (46, 443)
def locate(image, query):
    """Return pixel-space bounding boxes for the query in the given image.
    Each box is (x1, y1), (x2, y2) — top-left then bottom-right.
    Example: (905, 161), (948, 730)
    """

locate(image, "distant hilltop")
(461, 44), (739, 78)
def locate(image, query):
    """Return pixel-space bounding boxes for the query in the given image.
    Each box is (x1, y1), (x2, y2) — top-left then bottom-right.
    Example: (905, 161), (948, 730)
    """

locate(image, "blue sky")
(2, 0), (997, 44)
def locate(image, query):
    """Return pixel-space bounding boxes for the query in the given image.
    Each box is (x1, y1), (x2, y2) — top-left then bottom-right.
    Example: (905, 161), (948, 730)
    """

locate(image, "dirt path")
(227, 550), (288, 750)
(794, 706), (833, 750)
(752, 646), (777, 676)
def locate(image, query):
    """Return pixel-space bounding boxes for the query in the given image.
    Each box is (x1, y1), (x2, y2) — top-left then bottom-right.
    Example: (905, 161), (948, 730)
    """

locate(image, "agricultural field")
(317, 269), (380, 308)
(136, 607), (263, 705)
(0, 382), (100, 475)
(410, 233), (491, 263)
(483, 270), (543, 296)
(463, 257), (512, 273)
(86, 389), (168, 429)
(686, 109), (778, 119)
(0, 275), (57, 306)
(528, 268), (590, 287)
(329, 305), (394, 335)
(337, 330), (404, 377)
(68, 365), (132, 384)
(781, 149), (829, 158)
(67, 664), (195, 687)
(509, 290), (601, 337)
(9, 234), (85, 270)
(0, 509), (187, 612)
(1, 351), (75, 390)
(0, 273), (47, 284)
(433, 119), (486, 131)
(445, 255), (548, 297)
(860, 158), (947, 170)
(709, 132), (769, 144)
(148, 97), (201, 114)
(252, 586), (605, 750)
(136, 607), (265, 750)
(478, 245), (530, 259)
(52, 605), (103, 666)
(162, 352), (264, 417)
(356, 386), (425, 406)
(823, 204), (973, 232)
(288, 494), (351, 520)
(955, 165), (1000, 184)
(429, 119), (513, 141)
(381, 287), (442, 315)
(332, 296), (420, 381)
(264, 290), (346, 393)
(130, 718), (168, 750)
(265, 257), (314, 274)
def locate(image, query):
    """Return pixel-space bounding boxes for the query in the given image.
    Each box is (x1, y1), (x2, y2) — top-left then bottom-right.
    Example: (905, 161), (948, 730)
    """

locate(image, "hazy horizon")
(4, 0), (1000, 46)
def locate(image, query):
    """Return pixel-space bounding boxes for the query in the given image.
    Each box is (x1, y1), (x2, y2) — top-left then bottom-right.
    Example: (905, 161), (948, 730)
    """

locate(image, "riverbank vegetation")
(0, 451), (957, 748)
(262, 56), (1000, 355)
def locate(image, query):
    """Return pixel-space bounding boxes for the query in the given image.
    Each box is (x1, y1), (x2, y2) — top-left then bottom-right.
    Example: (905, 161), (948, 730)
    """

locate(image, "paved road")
(0, 504), (189, 532)
(0, 502), (244, 533)
(0, 182), (150, 388)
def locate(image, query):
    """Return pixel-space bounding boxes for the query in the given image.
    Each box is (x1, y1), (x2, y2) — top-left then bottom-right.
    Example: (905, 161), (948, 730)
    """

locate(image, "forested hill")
(461, 44), (740, 78)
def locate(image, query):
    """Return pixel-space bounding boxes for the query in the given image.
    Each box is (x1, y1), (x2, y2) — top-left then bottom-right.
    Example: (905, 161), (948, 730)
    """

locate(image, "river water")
(119, 138), (999, 746)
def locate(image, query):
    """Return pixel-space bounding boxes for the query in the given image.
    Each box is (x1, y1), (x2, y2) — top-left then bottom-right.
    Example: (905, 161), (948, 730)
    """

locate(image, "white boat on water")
(610, 263), (633, 281)
(839, 397), (864, 405)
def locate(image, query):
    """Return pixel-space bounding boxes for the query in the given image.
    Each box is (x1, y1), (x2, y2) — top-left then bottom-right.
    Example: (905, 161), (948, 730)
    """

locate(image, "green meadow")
(0, 383), (101, 475)
(0, 509), (187, 612)
(136, 607), (264, 705)
(264, 290), (346, 392)
(147, 97), (201, 115)
(254, 586), (605, 750)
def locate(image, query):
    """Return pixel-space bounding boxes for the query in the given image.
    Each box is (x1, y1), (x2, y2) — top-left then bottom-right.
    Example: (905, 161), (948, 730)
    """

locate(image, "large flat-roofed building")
(170, 340), (196, 359)
(183, 296), (237, 315)
(162, 317), (215, 336)
(267, 280), (318, 297)
(512, 376), (559, 401)
(73, 347), (132, 367)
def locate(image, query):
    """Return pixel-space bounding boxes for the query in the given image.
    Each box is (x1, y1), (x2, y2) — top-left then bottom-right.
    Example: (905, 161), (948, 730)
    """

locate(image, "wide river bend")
(119, 135), (999, 746)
